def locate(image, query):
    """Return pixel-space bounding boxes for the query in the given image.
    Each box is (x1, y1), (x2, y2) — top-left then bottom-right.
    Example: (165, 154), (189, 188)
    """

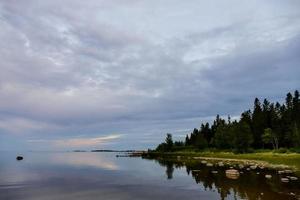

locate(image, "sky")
(0, 0), (300, 151)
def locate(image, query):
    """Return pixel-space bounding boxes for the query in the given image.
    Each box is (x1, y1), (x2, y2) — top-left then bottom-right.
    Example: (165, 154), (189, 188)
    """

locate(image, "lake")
(0, 152), (299, 200)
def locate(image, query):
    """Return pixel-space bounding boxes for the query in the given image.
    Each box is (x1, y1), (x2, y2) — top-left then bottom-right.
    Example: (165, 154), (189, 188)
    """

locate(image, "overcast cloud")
(0, 0), (299, 150)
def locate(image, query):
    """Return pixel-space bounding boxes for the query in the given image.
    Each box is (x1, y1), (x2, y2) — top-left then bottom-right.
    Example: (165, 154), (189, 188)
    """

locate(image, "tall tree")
(252, 98), (264, 148)
(165, 133), (173, 151)
(233, 121), (253, 153)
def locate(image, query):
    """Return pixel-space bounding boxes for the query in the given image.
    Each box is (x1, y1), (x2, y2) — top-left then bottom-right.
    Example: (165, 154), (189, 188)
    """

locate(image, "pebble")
(289, 177), (298, 181)
(284, 170), (293, 174)
(201, 160), (207, 164)
(206, 163), (213, 167)
(265, 175), (272, 179)
(250, 165), (257, 170)
(238, 164), (244, 169)
(281, 178), (289, 183)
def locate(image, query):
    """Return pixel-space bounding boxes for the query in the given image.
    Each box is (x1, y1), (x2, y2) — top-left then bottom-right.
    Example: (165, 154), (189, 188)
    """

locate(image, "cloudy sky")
(0, 0), (299, 151)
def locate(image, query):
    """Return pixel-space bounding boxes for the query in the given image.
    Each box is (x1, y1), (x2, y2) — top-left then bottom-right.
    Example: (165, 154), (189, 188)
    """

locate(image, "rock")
(278, 170), (285, 174)
(256, 172), (260, 175)
(250, 165), (257, 170)
(192, 170), (201, 172)
(16, 156), (23, 161)
(211, 171), (218, 174)
(177, 156), (181, 160)
(265, 174), (272, 179)
(206, 163), (213, 167)
(281, 178), (289, 183)
(226, 169), (239, 174)
(218, 162), (224, 167)
(226, 169), (240, 179)
(289, 176), (298, 181)
(284, 170), (293, 174)
(246, 168), (250, 171)
(201, 160), (207, 164)
(238, 164), (244, 169)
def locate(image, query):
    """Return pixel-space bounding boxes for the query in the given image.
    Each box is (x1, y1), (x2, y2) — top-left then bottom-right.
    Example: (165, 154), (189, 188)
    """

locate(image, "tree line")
(156, 90), (300, 153)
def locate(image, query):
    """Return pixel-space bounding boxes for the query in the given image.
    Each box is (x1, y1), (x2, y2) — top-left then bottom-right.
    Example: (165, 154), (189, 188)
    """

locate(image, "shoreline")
(139, 151), (300, 174)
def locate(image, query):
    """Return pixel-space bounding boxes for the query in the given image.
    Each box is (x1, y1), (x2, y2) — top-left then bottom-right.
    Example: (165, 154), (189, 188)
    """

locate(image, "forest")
(155, 90), (300, 153)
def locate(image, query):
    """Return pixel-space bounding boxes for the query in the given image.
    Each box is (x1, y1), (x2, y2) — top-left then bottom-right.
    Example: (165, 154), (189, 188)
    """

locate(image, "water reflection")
(50, 152), (118, 170)
(147, 157), (300, 200)
(1, 152), (299, 200)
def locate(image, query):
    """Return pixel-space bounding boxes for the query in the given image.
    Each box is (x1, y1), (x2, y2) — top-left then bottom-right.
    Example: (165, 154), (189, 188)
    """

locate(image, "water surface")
(0, 152), (299, 200)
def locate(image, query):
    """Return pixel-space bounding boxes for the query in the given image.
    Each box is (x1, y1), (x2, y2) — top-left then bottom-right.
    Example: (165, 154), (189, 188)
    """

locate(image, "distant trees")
(155, 90), (300, 153)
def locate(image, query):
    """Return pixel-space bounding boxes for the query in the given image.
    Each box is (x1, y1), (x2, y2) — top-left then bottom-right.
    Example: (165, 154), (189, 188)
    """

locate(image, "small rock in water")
(265, 174), (272, 179)
(218, 162), (224, 167)
(246, 168), (250, 171)
(284, 170), (293, 174)
(289, 177), (298, 181)
(211, 170), (218, 174)
(256, 172), (260, 175)
(278, 170), (285, 174)
(250, 165), (257, 170)
(225, 169), (240, 179)
(201, 160), (207, 164)
(206, 163), (213, 167)
(16, 156), (23, 161)
(238, 164), (244, 169)
(281, 178), (289, 183)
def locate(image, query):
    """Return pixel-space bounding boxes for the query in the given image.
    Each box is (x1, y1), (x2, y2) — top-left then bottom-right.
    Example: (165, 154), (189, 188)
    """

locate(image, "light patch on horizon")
(52, 134), (123, 148)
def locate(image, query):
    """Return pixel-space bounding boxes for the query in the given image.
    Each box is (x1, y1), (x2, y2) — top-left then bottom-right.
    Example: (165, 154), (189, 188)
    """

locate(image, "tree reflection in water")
(145, 157), (300, 200)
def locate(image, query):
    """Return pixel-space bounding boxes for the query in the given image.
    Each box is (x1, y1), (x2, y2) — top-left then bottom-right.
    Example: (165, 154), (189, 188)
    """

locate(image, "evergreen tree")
(233, 121), (253, 153)
(214, 123), (232, 149)
(252, 98), (264, 148)
(165, 133), (173, 151)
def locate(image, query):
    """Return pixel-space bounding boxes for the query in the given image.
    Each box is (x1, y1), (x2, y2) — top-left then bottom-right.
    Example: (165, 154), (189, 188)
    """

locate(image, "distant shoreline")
(73, 149), (145, 153)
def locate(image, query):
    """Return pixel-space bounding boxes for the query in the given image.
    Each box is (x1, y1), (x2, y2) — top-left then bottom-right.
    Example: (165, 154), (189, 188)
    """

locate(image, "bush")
(274, 148), (289, 153)
(290, 148), (300, 153)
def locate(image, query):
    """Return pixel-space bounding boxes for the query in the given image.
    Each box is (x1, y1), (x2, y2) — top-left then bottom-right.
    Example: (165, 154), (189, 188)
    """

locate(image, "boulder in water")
(226, 169), (240, 179)
(16, 156), (23, 161)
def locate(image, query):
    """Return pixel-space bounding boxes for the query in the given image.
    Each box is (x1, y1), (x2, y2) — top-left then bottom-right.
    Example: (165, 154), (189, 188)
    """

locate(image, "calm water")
(0, 152), (299, 200)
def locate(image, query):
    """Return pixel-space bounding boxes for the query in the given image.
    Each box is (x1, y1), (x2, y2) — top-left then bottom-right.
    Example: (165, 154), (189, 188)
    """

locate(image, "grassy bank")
(143, 150), (300, 173)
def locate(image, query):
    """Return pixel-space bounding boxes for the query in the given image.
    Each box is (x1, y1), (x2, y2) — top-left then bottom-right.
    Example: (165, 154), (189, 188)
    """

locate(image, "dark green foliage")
(155, 90), (300, 152)
(233, 121), (253, 153)
(165, 133), (173, 151)
(214, 123), (233, 149)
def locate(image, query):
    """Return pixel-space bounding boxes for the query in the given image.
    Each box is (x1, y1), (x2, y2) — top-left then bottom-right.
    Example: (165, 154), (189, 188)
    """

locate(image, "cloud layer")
(0, 0), (299, 150)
